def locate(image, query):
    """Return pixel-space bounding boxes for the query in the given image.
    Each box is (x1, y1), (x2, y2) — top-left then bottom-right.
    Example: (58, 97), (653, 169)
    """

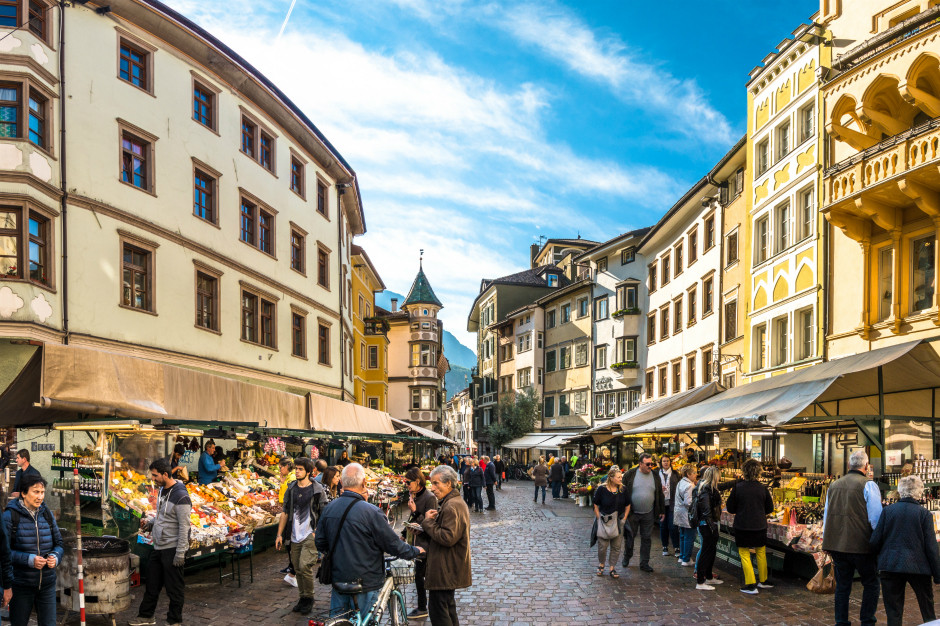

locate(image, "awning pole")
(878, 366), (886, 476)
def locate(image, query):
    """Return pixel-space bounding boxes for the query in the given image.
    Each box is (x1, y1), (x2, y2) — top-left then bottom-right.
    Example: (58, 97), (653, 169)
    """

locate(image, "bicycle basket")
(389, 559), (415, 585)
(309, 606), (356, 626)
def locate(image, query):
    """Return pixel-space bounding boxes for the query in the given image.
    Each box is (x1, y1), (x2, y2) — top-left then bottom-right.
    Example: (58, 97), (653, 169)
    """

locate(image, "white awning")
(628, 340), (933, 434)
(503, 433), (554, 449)
(390, 417), (457, 445)
(537, 433), (580, 449)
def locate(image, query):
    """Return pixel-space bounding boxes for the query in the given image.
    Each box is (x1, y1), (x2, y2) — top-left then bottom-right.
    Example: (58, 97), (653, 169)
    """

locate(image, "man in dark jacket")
(870, 474), (940, 626)
(822, 450), (882, 626)
(657, 455), (681, 557)
(492, 455), (505, 490)
(10, 449), (40, 500)
(315, 463), (423, 621)
(423, 465), (471, 626)
(549, 460), (565, 499)
(622, 453), (665, 572)
(276, 458), (327, 615)
(466, 460), (484, 513)
(5, 474), (63, 626)
(482, 456), (497, 511)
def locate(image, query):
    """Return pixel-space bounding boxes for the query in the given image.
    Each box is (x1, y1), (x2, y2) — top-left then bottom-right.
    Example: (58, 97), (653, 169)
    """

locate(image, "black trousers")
(830, 550), (879, 626)
(485, 484), (496, 509)
(696, 524), (718, 584)
(414, 557), (428, 611)
(428, 589), (458, 626)
(880, 573), (936, 626)
(138, 548), (185, 623)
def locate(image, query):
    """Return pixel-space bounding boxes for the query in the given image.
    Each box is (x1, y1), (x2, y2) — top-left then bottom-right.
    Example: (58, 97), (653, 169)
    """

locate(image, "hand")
(416, 546), (426, 554)
(659, 514), (665, 522)
(424, 509), (438, 520)
(46, 555), (56, 568)
(2, 588), (10, 608)
(275, 536), (283, 551)
(32, 556), (46, 569)
(173, 553), (185, 568)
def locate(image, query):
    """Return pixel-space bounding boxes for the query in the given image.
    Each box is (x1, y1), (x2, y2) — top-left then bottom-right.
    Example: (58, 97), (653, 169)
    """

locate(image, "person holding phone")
(404, 467), (437, 620)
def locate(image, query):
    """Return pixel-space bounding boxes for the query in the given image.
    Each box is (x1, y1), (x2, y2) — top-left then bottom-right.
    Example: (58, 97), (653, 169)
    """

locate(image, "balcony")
(477, 392), (497, 407)
(611, 308), (642, 336)
(610, 361), (639, 381)
(364, 318), (389, 336)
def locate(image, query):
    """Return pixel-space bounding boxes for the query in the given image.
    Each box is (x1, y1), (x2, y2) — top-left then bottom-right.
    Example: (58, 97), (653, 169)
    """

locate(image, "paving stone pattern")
(52, 482), (921, 625)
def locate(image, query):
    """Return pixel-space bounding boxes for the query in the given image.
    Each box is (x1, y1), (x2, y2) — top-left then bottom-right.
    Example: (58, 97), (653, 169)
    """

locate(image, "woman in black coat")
(694, 466), (722, 591)
(870, 475), (940, 626)
(725, 458), (774, 594)
(404, 468), (438, 620)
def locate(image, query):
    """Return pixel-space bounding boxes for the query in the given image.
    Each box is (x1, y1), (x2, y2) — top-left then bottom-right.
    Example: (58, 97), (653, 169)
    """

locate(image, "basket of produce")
(389, 559), (415, 585)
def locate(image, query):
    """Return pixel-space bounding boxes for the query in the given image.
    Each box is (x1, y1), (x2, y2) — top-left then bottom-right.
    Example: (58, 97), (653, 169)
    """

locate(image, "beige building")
(0, 0), (364, 407)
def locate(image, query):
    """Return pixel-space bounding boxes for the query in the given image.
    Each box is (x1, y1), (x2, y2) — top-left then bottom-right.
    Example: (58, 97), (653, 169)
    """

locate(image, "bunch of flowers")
(263, 437), (286, 456)
(577, 463), (598, 480)
(309, 445), (320, 460)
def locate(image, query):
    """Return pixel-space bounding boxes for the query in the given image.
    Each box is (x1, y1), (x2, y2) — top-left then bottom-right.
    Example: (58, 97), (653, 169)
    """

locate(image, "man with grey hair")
(423, 464), (471, 625)
(822, 450), (883, 626)
(315, 463), (424, 621)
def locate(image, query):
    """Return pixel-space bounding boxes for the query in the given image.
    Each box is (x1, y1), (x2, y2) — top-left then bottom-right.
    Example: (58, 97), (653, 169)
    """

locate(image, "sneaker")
(284, 574), (298, 588)
(408, 608), (429, 619)
(128, 619), (156, 626)
(678, 560), (692, 567)
(740, 584), (759, 595)
(662, 547), (669, 556)
(705, 578), (724, 585)
(674, 548), (680, 557)
(279, 566), (292, 574)
(757, 580), (775, 589)
(695, 583), (715, 590)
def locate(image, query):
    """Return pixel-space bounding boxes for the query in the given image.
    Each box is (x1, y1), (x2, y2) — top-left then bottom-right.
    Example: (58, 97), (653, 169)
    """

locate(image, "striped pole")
(73, 468), (86, 626)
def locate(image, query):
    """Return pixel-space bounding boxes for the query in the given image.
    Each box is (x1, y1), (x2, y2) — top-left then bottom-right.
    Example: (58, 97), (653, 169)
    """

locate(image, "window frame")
(239, 282), (278, 349)
(191, 158), (221, 225)
(910, 233), (936, 314)
(237, 190), (277, 258)
(0, 202), (56, 290)
(661, 252), (671, 286)
(116, 31), (156, 95)
(190, 73), (220, 133)
(27, 0), (49, 43)
(723, 299), (737, 343)
(647, 313), (656, 345)
(752, 323), (767, 371)
(659, 306), (670, 341)
(317, 242), (331, 289)
(289, 222), (307, 276)
(119, 231), (158, 315)
(238, 107), (278, 175)
(687, 227), (698, 265)
(772, 315), (788, 367)
(687, 353), (696, 390)
(597, 256), (608, 272)
(799, 187), (814, 241)
(673, 297), (683, 334)
(648, 262), (657, 293)
(594, 344), (607, 370)
(289, 152), (306, 199)
(704, 214), (716, 250)
(777, 120), (791, 160)
(754, 215), (769, 265)
(775, 201), (791, 254)
(316, 177), (330, 220)
(193, 262), (221, 334)
(799, 102), (814, 144)
(368, 344), (379, 369)
(702, 275), (714, 316)
(621, 247), (635, 265)
(290, 307), (307, 359)
(756, 138), (769, 175)
(687, 285), (697, 325)
(117, 119), (157, 195)
(725, 229), (739, 267)
(317, 320), (331, 365)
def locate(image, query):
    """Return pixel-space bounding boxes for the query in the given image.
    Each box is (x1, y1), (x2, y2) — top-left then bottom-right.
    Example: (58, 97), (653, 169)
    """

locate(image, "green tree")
(486, 388), (540, 449)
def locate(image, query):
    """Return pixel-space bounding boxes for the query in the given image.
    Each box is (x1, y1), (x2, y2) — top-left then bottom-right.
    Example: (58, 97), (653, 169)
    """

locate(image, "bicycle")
(313, 556), (414, 626)
(511, 464), (532, 481)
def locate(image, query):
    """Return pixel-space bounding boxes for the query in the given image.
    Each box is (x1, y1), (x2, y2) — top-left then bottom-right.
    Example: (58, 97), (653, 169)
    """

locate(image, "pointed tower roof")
(403, 265), (443, 309)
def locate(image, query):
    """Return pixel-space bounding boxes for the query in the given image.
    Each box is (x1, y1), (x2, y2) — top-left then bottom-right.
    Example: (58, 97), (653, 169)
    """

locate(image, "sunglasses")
(644, 462), (655, 467)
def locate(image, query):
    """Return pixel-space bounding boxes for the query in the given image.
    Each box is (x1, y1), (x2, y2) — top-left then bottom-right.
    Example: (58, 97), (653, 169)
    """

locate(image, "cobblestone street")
(51, 481), (913, 626)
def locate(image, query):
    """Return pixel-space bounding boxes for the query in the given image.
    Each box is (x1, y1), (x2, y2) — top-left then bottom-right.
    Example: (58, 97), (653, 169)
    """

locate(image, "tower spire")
(419, 248), (424, 270)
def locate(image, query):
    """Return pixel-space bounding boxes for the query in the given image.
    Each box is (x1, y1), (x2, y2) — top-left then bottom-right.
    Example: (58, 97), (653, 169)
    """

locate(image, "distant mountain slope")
(446, 365), (472, 400)
(375, 290), (477, 369)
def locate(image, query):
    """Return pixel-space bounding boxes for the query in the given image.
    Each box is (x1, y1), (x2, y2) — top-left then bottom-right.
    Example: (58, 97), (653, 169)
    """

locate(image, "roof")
(374, 305), (408, 320)
(480, 265), (569, 291)
(536, 277), (591, 305)
(707, 135), (747, 182)
(575, 226), (652, 260)
(351, 245), (386, 291)
(403, 267), (443, 308)
(637, 176), (712, 253)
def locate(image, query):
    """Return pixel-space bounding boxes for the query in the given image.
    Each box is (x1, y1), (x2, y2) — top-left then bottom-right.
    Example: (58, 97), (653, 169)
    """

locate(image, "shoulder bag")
(806, 554), (836, 594)
(596, 513), (620, 540)
(316, 498), (360, 585)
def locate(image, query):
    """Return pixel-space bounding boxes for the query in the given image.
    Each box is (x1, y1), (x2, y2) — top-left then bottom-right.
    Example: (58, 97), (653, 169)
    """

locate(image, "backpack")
(688, 484), (702, 528)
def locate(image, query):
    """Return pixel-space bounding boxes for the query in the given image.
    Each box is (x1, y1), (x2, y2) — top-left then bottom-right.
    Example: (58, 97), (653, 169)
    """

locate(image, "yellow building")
(352, 245), (388, 411)
(821, 1), (940, 357)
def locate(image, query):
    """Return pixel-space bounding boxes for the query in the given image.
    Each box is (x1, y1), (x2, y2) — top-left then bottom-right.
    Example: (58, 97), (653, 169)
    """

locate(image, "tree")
(485, 388), (540, 450)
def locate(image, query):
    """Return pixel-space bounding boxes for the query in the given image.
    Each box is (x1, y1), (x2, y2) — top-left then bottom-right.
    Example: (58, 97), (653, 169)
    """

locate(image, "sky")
(165, 0), (818, 349)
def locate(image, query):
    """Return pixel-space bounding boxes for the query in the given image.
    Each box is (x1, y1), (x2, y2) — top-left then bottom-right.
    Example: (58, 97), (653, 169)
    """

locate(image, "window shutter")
(735, 168), (744, 194)
(719, 182), (729, 205)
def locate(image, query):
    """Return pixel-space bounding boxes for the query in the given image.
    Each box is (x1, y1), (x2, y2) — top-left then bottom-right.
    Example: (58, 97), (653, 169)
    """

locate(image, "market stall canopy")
(538, 433), (580, 448)
(389, 417), (457, 444)
(0, 344), (308, 428)
(627, 340), (939, 434)
(308, 393), (396, 436)
(565, 382), (723, 444)
(503, 433), (554, 449)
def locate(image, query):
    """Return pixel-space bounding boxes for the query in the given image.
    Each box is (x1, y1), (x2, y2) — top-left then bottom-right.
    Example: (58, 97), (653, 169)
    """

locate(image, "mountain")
(446, 365), (473, 400)
(375, 290), (477, 370)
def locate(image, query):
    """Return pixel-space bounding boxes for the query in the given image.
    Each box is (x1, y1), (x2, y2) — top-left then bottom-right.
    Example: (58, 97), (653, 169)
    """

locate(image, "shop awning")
(503, 433), (554, 449)
(538, 433), (580, 448)
(389, 417), (457, 444)
(0, 344), (308, 429)
(308, 394), (396, 436)
(627, 340), (937, 434)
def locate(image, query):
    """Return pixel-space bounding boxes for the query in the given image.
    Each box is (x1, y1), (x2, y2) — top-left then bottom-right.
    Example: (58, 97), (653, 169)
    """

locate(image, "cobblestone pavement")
(49, 482), (923, 625)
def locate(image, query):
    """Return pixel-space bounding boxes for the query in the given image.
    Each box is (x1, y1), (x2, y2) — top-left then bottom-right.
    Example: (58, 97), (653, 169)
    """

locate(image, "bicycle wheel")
(324, 620), (355, 626)
(386, 590), (407, 626)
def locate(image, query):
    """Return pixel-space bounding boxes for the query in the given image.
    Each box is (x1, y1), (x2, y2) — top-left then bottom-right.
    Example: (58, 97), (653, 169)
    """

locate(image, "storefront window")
(878, 247), (893, 320)
(884, 419), (932, 471)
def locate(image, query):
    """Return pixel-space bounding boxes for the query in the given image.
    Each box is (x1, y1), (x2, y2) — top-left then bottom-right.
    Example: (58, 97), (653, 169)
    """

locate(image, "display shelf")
(51, 465), (103, 474)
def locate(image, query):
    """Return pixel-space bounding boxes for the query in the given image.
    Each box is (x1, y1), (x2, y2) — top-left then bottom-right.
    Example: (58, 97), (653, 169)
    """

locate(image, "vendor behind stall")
(165, 444), (189, 482)
(198, 442), (226, 485)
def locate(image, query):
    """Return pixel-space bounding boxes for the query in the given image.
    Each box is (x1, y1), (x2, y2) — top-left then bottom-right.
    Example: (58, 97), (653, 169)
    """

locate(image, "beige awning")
(389, 417), (456, 444)
(0, 343), (308, 428)
(307, 393), (396, 436)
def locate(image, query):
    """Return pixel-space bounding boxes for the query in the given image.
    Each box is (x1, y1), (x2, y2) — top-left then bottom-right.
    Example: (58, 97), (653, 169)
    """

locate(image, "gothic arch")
(859, 74), (918, 138)
(901, 52), (940, 118)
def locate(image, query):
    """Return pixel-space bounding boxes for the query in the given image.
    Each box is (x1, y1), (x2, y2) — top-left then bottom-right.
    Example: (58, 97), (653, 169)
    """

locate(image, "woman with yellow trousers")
(725, 459), (775, 594)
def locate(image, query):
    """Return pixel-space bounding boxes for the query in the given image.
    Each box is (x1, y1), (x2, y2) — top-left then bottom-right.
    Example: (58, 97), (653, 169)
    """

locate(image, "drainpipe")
(337, 182), (353, 401)
(58, 1), (68, 345)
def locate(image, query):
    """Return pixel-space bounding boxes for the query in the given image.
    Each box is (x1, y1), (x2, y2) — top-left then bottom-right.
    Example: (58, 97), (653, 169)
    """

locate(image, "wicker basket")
(390, 559), (415, 586)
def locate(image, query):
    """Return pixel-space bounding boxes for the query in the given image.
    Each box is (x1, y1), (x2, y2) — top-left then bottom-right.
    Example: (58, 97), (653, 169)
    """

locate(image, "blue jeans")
(660, 504), (680, 549)
(830, 550), (879, 626)
(551, 481), (562, 499)
(330, 588), (379, 622)
(534, 484), (546, 503)
(679, 526), (696, 563)
(10, 577), (57, 626)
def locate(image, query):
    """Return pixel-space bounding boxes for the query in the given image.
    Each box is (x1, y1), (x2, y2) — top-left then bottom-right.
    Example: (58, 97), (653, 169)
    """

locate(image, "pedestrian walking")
(673, 464), (698, 567)
(493, 455), (505, 490)
(482, 456), (497, 510)
(467, 459), (485, 513)
(531, 456), (549, 504)
(725, 459), (774, 594)
(4, 474), (58, 626)
(276, 458), (297, 585)
(549, 458), (565, 499)
(657, 455), (680, 557)
(622, 453), (665, 572)
(822, 450), (882, 626)
(869, 474), (940, 625)
(128, 459), (190, 626)
(10, 450), (40, 500)
(461, 461), (472, 506)
(315, 464), (424, 621)
(275, 457), (327, 615)
(593, 468), (628, 578)
(693, 466), (723, 590)
(562, 457), (573, 499)
(422, 465), (471, 626)
(404, 467), (438, 620)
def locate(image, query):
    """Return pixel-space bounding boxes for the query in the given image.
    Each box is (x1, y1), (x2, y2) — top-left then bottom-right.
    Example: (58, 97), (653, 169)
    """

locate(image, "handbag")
(316, 498), (360, 585)
(806, 555), (836, 594)
(590, 517), (598, 547)
(596, 513), (619, 540)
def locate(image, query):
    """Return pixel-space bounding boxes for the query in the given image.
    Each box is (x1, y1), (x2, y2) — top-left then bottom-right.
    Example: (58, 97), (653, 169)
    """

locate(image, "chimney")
(391, 298), (398, 312)
(530, 243), (539, 268)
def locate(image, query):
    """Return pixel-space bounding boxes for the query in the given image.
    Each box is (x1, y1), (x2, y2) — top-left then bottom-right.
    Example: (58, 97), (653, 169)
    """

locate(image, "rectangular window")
(368, 397), (378, 410)
(537, 367), (543, 385)
(912, 235), (936, 313)
(777, 121), (791, 159)
(621, 247), (635, 264)
(544, 396), (555, 418)
(121, 243), (151, 311)
(290, 157), (305, 197)
(672, 362), (681, 394)
(594, 296), (608, 320)
(559, 394), (570, 416)
(753, 324), (767, 370)
(617, 336), (636, 362)
(518, 367), (532, 388)
(537, 332), (543, 349)
(616, 285), (637, 311)
(735, 168), (745, 196)
(798, 307), (814, 361)
(703, 277), (714, 315)
(755, 216), (769, 264)
(799, 188), (814, 241)
(121, 132), (150, 191)
(368, 345), (378, 369)
(799, 103), (814, 143)
(687, 286), (697, 325)
(317, 181), (328, 217)
(879, 247), (893, 321)
(240, 116), (256, 158)
(726, 231), (738, 266)
(0, 83), (18, 138)
(595, 345), (607, 369)
(290, 229), (305, 273)
(0, 208), (50, 285)
(648, 263), (657, 292)
(704, 216), (715, 250)
(0, 0), (15, 27)
(27, 1), (45, 39)
(674, 242), (683, 276)
(192, 82), (214, 129)
(259, 298), (275, 348)
(661, 253), (671, 285)
(317, 248), (329, 288)
(646, 370), (655, 399)
(259, 131), (273, 171)
(687, 355), (696, 390)
(560, 303), (571, 323)
(560, 346), (571, 369)
(658, 366), (667, 397)
(27, 90), (45, 148)
(258, 210), (273, 254)
(773, 316), (788, 366)
(597, 257), (608, 272)
(318, 323), (330, 365)
(575, 342), (588, 367)
(647, 314), (656, 345)
(776, 202), (790, 253)
(195, 271), (217, 331)
(673, 299), (683, 334)
(577, 297), (589, 318)
(702, 349), (713, 383)
(757, 138), (769, 175)
(119, 41), (148, 91)
(546, 350), (556, 372)
(239, 198), (255, 245)
(688, 229), (698, 264)
(27, 212), (47, 284)
(724, 300), (737, 343)
(595, 394), (605, 417)
(193, 169), (215, 223)
(291, 312), (306, 357)
(547, 310), (556, 328)
(660, 307), (669, 340)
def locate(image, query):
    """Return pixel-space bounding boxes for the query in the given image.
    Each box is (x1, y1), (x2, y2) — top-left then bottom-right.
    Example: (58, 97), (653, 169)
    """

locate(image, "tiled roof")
(480, 265), (569, 291)
(403, 268), (443, 308)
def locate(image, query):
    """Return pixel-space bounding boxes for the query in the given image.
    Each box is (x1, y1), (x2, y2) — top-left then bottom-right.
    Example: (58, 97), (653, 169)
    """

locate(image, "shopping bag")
(590, 517), (598, 547)
(806, 555), (836, 594)
(597, 513), (619, 540)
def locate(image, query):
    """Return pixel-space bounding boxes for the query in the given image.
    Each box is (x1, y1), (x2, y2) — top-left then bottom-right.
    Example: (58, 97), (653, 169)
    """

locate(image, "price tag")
(123, 487), (133, 494)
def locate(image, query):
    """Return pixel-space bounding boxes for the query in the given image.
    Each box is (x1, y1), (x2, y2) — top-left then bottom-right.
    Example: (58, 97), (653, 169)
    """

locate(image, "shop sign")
(718, 431), (736, 450)
(595, 377), (614, 391)
(31, 443), (54, 452)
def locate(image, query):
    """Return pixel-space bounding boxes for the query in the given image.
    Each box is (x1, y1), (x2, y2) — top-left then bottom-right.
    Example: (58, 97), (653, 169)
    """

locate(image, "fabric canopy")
(538, 433), (579, 448)
(390, 417), (456, 444)
(503, 433), (554, 449)
(308, 393), (396, 436)
(628, 340), (932, 434)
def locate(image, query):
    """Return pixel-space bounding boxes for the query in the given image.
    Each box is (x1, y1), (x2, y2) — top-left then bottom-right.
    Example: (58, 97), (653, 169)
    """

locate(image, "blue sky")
(166, 0), (818, 348)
